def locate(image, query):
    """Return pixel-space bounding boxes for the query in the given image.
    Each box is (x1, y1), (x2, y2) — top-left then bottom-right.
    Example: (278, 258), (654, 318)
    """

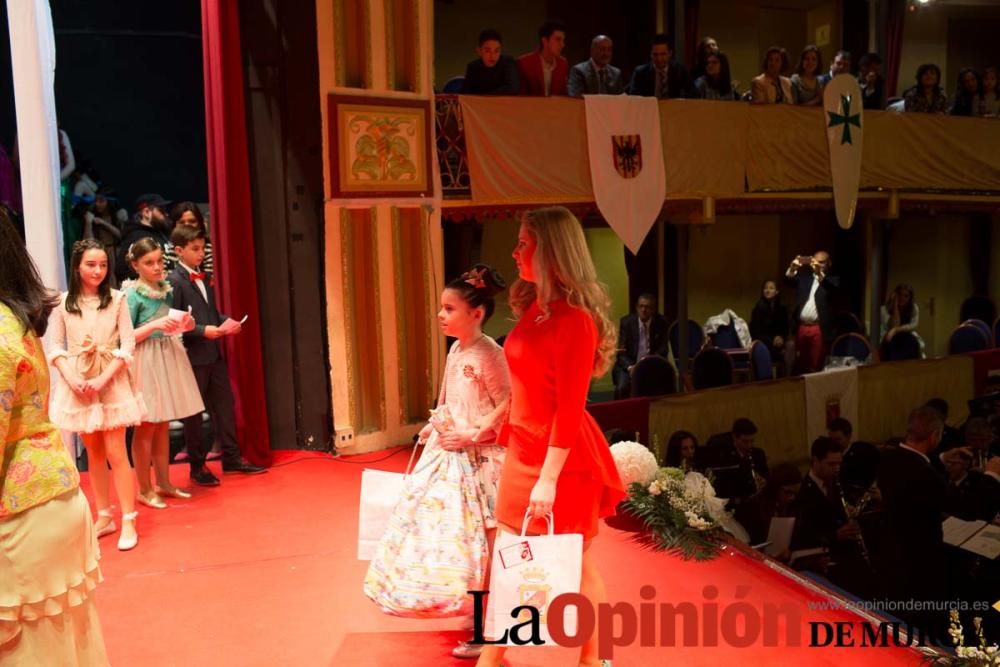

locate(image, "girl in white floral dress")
(415, 264), (511, 659)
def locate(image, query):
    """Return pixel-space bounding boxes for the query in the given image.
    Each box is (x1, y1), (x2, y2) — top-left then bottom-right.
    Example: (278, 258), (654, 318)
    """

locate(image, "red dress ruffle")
(495, 300), (625, 539)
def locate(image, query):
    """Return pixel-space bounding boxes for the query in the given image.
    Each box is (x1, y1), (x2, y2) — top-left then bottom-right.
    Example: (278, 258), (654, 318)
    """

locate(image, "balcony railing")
(434, 95), (1000, 212)
(434, 95), (470, 198)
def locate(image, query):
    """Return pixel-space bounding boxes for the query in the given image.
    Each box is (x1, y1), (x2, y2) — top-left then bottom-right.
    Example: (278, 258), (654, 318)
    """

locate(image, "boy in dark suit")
(168, 225), (265, 485)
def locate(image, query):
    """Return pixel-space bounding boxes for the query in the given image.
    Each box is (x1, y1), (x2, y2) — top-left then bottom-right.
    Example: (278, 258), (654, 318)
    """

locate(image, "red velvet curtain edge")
(201, 0), (272, 465)
(885, 0), (906, 99)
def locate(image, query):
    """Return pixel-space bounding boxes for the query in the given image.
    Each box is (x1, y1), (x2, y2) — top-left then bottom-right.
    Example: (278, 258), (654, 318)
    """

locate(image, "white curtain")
(7, 0), (65, 289)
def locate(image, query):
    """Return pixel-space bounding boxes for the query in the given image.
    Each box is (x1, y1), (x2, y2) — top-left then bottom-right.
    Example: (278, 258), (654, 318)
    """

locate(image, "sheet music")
(764, 517), (795, 557)
(942, 516), (987, 546)
(961, 524), (1000, 560)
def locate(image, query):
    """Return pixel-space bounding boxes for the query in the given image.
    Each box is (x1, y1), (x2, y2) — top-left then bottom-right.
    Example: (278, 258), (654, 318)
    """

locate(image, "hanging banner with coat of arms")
(584, 95), (666, 254)
(823, 74), (864, 230)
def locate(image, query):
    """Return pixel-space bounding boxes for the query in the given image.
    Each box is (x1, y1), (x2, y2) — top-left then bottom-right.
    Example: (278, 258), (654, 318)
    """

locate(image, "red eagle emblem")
(612, 135), (642, 179)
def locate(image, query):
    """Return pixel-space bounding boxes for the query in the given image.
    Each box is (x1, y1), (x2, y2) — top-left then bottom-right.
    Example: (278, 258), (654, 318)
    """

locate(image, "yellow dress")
(0, 303), (108, 665)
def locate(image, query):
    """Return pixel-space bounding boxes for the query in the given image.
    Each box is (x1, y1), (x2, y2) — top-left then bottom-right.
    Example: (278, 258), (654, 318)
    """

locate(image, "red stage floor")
(88, 448), (931, 666)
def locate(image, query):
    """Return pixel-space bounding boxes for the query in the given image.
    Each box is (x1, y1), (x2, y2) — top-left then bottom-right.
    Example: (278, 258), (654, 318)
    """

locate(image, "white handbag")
(356, 444), (420, 560)
(486, 511), (583, 644)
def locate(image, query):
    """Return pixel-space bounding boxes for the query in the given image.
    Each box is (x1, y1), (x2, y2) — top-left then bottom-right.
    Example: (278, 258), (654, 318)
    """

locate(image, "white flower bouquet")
(610, 442), (747, 561)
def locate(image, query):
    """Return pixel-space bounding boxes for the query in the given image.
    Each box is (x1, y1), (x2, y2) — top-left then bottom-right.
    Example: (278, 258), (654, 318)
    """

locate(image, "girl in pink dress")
(49, 239), (146, 550)
(415, 264), (511, 659)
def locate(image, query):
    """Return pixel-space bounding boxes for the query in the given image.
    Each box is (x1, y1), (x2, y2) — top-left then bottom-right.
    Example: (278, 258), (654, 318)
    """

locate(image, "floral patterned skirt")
(469, 445), (505, 529)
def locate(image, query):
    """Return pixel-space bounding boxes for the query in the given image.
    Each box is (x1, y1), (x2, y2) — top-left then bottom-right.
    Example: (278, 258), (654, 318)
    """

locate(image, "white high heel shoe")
(117, 511), (139, 551)
(95, 507), (117, 538)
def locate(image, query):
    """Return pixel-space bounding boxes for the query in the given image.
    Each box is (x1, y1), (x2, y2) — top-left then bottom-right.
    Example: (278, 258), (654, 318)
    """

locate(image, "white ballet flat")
(117, 511), (139, 551)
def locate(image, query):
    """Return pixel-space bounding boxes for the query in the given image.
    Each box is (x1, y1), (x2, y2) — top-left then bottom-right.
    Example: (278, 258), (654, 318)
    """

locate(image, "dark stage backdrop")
(0, 1), (208, 209)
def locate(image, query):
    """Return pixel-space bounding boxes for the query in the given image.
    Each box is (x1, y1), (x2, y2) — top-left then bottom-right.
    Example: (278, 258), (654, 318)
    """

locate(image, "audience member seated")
(903, 63), (948, 113)
(694, 52), (738, 101)
(944, 447), (1000, 521)
(959, 417), (1000, 472)
(790, 45), (825, 106)
(750, 46), (793, 105)
(785, 251), (838, 374)
(460, 29), (520, 95)
(568, 34), (624, 96)
(517, 21), (568, 97)
(925, 397), (962, 452)
(627, 33), (693, 99)
(701, 418), (769, 505)
(819, 50), (851, 85)
(949, 67), (980, 117)
(792, 437), (874, 596)
(876, 406), (1000, 641)
(827, 417), (853, 451)
(858, 53), (885, 110)
(735, 463), (801, 556)
(974, 67), (998, 118)
(689, 36), (719, 82)
(117, 193), (173, 283)
(662, 430), (700, 470)
(880, 283), (924, 358)
(613, 293), (671, 399)
(750, 279), (789, 369)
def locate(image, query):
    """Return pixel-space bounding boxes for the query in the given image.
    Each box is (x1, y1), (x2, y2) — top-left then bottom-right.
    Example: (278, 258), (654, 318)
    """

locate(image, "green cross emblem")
(827, 94), (861, 145)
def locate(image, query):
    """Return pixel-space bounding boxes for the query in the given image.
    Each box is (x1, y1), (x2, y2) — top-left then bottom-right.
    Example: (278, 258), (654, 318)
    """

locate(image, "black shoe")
(190, 468), (221, 486)
(222, 458), (267, 475)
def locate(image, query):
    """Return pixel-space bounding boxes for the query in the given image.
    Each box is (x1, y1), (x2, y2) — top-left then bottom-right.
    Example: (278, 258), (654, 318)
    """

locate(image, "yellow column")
(318, 0), (443, 453)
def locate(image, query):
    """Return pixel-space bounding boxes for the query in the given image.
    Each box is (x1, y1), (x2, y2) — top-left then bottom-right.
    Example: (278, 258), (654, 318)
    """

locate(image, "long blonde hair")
(508, 207), (617, 377)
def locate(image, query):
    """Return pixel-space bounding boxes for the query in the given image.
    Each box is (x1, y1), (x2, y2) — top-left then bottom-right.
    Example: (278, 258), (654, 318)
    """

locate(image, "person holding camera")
(785, 250), (838, 374)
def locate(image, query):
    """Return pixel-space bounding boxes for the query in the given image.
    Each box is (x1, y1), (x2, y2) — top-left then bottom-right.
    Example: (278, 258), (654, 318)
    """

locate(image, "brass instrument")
(837, 480), (877, 567)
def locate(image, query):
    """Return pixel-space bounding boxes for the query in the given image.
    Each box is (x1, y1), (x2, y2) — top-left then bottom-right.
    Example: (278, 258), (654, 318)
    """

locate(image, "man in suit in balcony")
(568, 34), (625, 97)
(820, 50), (851, 85)
(627, 33), (693, 99)
(460, 29), (519, 95)
(785, 250), (839, 374)
(613, 293), (671, 399)
(516, 21), (568, 97)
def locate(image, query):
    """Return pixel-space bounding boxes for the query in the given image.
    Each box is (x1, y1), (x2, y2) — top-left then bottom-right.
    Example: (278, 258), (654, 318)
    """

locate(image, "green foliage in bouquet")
(623, 467), (730, 562)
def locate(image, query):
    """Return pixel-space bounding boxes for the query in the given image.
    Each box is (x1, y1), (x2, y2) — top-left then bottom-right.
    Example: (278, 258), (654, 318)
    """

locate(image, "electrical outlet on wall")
(335, 428), (354, 443)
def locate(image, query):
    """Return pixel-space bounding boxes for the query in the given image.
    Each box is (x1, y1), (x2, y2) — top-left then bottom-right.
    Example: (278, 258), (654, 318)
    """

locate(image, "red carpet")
(88, 448), (928, 666)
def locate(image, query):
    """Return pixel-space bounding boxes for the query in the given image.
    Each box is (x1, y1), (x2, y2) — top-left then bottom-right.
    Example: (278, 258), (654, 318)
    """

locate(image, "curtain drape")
(201, 0), (271, 465)
(684, 0), (700, 72)
(885, 0), (906, 98)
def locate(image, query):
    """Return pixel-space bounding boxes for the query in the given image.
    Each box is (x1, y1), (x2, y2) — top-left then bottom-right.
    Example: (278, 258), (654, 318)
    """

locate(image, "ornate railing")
(434, 95), (470, 198)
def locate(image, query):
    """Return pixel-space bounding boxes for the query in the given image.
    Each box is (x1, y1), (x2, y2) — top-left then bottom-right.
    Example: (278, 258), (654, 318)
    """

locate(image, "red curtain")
(201, 1), (271, 465)
(885, 0), (906, 98)
(684, 0), (700, 72)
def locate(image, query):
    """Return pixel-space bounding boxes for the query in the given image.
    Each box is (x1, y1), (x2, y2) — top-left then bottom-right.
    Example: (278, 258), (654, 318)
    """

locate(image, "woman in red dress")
(478, 206), (625, 667)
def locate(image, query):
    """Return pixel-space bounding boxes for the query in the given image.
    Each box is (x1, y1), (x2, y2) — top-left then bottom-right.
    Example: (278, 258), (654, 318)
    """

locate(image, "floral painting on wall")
(328, 95), (433, 198)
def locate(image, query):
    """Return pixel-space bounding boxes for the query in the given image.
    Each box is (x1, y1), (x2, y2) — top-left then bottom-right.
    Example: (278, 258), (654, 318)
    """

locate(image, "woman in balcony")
(903, 64), (948, 113)
(693, 51), (738, 101)
(949, 68), (980, 116)
(974, 67), (998, 118)
(750, 47), (793, 105)
(791, 45), (825, 106)
(880, 283), (925, 358)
